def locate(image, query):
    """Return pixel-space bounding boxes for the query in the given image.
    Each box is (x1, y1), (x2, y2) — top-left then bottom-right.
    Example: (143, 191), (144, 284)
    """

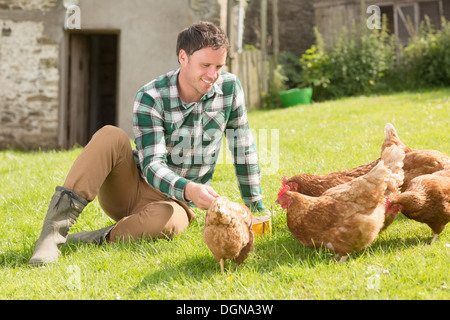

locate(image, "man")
(28, 21), (265, 266)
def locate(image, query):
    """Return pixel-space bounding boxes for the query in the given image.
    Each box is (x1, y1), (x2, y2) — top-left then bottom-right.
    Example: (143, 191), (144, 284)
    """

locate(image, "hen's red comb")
(281, 175), (289, 186)
(277, 184), (290, 198)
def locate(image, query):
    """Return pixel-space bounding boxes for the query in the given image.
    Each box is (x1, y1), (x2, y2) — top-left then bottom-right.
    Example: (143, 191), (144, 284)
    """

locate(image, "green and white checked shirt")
(133, 68), (265, 212)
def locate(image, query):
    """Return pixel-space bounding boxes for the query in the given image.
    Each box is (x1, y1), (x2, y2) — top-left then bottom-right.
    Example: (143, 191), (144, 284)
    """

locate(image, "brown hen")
(387, 168), (450, 243)
(203, 196), (254, 273)
(284, 123), (402, 230)
(277, 144), (405, 262)
(284, 123), (448, 230)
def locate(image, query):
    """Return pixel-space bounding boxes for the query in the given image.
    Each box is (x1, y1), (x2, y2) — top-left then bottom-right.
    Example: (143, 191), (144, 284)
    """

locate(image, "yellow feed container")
(252, 214), (272, 237)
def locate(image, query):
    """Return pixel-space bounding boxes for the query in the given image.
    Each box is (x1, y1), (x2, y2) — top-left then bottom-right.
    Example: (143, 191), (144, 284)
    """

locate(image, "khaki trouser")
(63, 125), (195, 242)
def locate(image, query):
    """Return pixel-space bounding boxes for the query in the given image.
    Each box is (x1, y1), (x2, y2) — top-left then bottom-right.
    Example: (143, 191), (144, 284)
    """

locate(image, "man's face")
(178, 46), (227, 101)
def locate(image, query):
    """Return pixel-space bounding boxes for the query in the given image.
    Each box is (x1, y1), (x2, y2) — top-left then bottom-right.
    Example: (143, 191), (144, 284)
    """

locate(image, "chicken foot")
(333, 254), (349, 263)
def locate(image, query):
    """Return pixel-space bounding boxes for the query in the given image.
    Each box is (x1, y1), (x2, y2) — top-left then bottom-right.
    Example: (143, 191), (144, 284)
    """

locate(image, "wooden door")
(67, 33), (90, 148)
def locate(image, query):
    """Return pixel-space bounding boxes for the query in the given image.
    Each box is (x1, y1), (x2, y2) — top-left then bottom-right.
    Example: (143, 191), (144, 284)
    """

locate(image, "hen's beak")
(274, 199), (280, 205)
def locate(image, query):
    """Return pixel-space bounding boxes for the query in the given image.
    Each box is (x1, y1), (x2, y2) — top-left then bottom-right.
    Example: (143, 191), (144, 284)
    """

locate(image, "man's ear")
(178, 49), (188, 65)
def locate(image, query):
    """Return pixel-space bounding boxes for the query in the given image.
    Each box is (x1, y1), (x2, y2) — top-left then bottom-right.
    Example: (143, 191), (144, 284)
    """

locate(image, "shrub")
(299, 22), (395, 101)
(400, 17), (450, 88)
(298, 28), (331, 99)
(326, 23), (395, 98)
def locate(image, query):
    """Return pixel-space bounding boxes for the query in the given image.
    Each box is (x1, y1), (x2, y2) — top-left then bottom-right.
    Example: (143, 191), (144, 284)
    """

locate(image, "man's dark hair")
(176, 21), (230, 58)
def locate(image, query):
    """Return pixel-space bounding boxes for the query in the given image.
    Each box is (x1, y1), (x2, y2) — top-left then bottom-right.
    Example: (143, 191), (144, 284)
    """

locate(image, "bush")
(298, 22), (395, 101)
(399, 17), (450, 88)
(292, 17), (450, 101)
(326, 24), (395, 98)
(297, 28), (331, 99)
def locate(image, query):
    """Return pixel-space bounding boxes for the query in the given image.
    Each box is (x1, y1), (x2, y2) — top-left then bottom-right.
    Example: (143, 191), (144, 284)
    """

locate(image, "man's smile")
(201, 78), (214, 85)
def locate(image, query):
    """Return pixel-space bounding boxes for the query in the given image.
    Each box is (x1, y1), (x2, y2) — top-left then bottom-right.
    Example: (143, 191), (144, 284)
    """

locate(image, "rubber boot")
(28, 186), (88, 266)
(67, 224), (115, 245)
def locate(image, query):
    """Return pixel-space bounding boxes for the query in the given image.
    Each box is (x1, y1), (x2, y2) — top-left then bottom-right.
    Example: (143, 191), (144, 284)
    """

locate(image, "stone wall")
(0, 0), (58, 11)
(0, 0), (61, 149)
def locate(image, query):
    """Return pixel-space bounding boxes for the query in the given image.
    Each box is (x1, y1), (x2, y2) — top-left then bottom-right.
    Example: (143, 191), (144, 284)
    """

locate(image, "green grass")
(1, 88), (449, 300)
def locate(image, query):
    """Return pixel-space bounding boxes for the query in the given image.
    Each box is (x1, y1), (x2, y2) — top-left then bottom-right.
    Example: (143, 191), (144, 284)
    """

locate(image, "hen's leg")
(333, 254), (349, 263)
(430, 233), (439, 244)
(220, 259), (225, 274)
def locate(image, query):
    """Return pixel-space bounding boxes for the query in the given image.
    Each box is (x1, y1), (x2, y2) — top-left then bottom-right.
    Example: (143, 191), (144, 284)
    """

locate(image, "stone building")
(0, 0), (223, 150)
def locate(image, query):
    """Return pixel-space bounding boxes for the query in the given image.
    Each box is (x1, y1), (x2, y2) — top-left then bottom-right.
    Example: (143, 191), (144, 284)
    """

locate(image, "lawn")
(0, 88), (449, 300)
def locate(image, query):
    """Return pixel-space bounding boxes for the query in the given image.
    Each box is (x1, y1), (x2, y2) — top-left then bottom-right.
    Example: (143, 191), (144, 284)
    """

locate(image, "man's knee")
(93, 125), (130, 147)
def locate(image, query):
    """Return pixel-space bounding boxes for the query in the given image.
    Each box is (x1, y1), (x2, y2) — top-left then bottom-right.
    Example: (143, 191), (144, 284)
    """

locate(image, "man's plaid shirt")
(133, 68), (265, 212)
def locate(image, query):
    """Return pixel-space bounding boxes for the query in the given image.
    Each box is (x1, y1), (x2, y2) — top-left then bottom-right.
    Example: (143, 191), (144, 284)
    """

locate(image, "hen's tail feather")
(381, 144), (405, 195)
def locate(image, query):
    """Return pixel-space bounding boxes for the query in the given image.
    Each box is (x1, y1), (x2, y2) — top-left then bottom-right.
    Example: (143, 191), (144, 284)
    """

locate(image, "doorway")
(64, 32), (119, 148)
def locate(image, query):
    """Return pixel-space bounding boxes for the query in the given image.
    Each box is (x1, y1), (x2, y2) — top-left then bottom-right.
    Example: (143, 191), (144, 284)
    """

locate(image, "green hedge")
(284, 17), (450, 102)
(400, 17), (450, 88)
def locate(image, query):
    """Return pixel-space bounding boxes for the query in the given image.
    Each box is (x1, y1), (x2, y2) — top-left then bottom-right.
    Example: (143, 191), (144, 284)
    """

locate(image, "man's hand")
(184, 182), (219, 210)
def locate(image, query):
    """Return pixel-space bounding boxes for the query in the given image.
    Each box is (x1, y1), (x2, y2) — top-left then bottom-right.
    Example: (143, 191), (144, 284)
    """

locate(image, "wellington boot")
(67, 224), (115, 245)
(28, 186), (88, 266)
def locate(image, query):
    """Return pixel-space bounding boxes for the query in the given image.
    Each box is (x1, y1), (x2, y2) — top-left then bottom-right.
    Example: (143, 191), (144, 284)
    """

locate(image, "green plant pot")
(279, 87), (312, 107)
